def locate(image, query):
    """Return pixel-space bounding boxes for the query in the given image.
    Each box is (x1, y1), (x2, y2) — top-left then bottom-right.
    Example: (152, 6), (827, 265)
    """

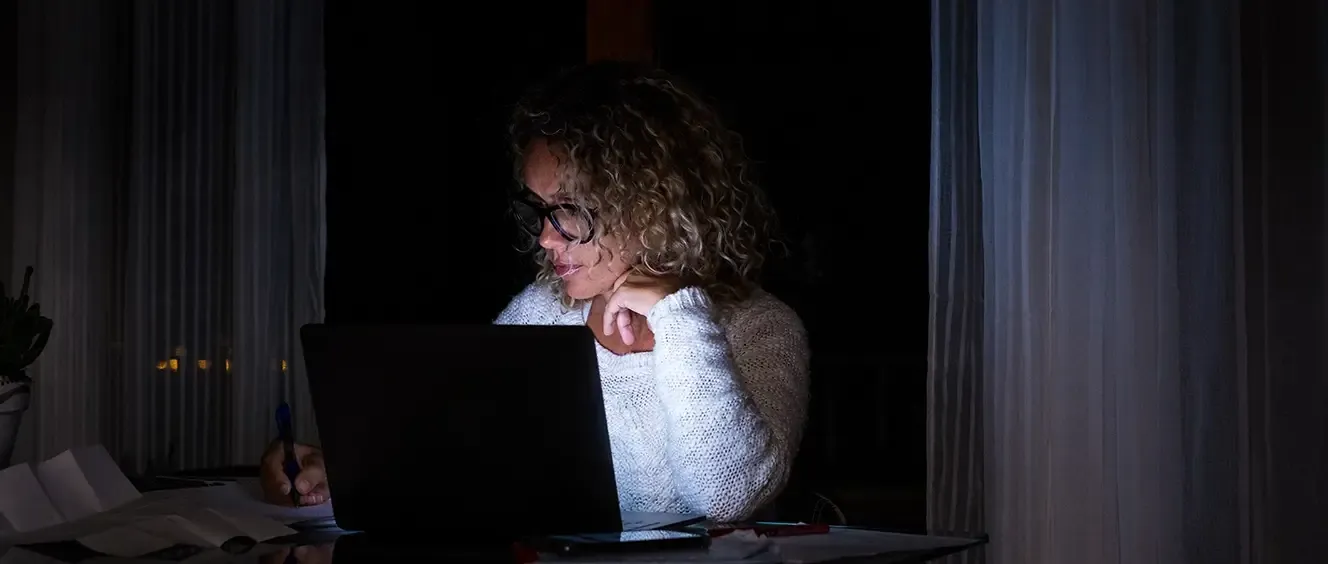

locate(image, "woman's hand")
(603, 273), (681, 346)
(260, 441), (331, 506)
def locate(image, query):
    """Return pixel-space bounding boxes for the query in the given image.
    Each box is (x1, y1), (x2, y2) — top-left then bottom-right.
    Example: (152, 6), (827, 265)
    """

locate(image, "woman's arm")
(646, 287), (811, 522)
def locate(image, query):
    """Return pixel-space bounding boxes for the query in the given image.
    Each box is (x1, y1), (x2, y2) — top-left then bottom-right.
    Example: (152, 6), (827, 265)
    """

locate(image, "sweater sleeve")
(645, 287), (811, 522)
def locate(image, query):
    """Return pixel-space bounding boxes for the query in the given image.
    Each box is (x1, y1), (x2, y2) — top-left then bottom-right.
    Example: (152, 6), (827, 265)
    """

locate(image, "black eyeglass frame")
(510, 198), (597, 243)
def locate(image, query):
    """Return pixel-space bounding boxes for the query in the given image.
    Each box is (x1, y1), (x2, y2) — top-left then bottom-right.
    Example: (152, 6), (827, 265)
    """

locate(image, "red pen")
(511, 542), (540, 564)
(709, 523), (830, 538)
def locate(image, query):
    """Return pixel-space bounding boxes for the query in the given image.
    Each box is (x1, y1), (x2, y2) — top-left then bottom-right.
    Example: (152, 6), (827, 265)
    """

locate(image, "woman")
(260, 61), (810, 522)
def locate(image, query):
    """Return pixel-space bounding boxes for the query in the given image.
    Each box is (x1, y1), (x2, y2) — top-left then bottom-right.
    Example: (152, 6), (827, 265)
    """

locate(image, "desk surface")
(254, 528), (984, 564)
(2, 472), (987, 563)
(6, 524), (985, 563)
(292, 531), (984, 564)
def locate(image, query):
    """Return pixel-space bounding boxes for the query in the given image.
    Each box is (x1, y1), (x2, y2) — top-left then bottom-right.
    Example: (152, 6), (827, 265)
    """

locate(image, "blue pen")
(275, 402), (301, 506)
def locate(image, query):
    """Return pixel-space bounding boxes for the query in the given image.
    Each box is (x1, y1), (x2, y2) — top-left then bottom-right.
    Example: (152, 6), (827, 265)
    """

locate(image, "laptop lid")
(299, 323), (622, 539)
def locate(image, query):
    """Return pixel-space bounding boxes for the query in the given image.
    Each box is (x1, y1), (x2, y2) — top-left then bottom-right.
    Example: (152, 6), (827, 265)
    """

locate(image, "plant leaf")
(17, 317), (52, 368)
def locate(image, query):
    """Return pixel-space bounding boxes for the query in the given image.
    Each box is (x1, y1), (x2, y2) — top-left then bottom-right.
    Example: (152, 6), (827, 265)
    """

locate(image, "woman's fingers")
(260, 442), (328, 506)
(616, 310), (635, 345)
(299, 482), (331, 506)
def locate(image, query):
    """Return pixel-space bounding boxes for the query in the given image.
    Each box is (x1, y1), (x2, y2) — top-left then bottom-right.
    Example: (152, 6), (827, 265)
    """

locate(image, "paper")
(34, 445), (141, 523)
(211, 507), (301, 540)
(0, 445), (141, 534)
(0, 450), (305, 558)
(0, 546), (65, 564)
(90, 488), (300, 556)
(143, 513), (240, 547)
(200, 479), (335, 525)
(621, 511), (706, 531)
(76, 522), (177, 558)
(0, 464), (64, 534)
(75, 509), (296, 558)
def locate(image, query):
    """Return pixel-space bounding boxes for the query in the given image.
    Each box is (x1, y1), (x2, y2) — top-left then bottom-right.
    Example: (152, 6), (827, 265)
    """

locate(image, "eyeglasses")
(510, 198), (595, 243)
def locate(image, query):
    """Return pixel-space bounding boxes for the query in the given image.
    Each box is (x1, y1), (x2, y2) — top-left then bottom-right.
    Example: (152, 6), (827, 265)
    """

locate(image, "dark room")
(0, 1), (1324, 563)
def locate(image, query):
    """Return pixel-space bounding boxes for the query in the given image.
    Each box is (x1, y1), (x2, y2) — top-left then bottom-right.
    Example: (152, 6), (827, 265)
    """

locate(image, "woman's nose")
(537, 219), (564, 250)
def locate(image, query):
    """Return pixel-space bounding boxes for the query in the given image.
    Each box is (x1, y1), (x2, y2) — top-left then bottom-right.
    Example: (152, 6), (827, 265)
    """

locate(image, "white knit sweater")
(494, 283), (810, 522)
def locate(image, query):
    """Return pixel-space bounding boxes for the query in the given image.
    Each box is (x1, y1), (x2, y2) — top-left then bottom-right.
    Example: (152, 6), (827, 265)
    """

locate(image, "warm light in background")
(153, 347), (228, 373)
(280, 360), (288, 372)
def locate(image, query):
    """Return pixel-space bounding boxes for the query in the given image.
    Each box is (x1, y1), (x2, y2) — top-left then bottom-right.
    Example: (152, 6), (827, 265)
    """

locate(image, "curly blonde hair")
(508, 61), (778, 307)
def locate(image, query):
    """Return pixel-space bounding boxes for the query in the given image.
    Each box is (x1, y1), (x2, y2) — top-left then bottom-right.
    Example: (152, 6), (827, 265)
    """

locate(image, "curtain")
(929, 0), (1327, 562)
(12, 0), (120, 465)
(927, 0), (984, 555)
(9, 0), (325, 472)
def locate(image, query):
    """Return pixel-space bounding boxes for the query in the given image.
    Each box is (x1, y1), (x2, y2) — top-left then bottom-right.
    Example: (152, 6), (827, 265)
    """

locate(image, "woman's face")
(521, 138), (632, 300)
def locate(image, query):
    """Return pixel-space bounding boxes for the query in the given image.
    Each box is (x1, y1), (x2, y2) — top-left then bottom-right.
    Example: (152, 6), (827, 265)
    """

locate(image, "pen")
(276, 402), (301, 506)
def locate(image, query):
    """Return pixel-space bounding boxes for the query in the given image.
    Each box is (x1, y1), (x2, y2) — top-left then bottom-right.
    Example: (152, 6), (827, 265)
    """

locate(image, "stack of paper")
(0, 445), (305, 558)
(0, 445), (140, 534)
(74, 507), (293, 558)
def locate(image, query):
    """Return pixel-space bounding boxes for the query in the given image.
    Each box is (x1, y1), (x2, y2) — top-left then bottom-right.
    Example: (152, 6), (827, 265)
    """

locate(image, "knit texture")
(494, 283), (810, 522)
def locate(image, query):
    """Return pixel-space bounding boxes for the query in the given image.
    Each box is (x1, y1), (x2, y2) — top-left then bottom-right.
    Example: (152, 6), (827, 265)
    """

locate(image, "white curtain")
(927, 0), (984, 550)
(10, 0), (325, 471)
(930, 0), (1328, 562)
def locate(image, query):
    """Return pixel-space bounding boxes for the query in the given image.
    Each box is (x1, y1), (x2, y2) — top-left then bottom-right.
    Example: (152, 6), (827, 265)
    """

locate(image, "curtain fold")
(231, 0), (326, 464)
(927, 1), (984, 561)
(120, 0), (238, 473)
(10, 0), (324, 472)
(11, 0), (121, 464)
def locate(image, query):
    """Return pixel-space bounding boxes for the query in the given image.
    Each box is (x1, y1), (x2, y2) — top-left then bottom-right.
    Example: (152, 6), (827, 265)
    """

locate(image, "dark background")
(0, 0), (1320, 541)
(0, 0), (13, 284)
(324, 1), (931, 528)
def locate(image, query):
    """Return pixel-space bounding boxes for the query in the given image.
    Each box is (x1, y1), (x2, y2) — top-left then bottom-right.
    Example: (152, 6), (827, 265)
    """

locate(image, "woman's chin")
(561, 280), (592, 301)
(562, 276), (609, 301)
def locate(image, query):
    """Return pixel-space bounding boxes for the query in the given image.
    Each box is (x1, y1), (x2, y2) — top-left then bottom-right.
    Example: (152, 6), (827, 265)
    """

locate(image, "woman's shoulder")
(715, 288), (810, 371)
(494, 282), (576, 325)
(720, 288), (807, 338)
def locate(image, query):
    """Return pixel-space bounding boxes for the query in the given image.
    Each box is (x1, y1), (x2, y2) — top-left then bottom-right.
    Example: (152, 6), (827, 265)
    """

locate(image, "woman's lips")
(554, 264), (582, 278)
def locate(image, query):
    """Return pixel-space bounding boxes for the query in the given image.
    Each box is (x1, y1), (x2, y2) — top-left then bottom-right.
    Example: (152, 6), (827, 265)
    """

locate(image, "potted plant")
(0, 267), (53, 468)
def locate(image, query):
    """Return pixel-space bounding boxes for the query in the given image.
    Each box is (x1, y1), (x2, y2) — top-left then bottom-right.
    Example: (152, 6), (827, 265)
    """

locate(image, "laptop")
(299, 323), (703, 540)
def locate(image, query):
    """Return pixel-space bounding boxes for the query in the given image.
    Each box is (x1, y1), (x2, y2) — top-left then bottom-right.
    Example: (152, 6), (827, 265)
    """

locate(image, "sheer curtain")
(930, 0), (1327, 562)
(10, 0), (325, 471)
(927, 0), (983, 551)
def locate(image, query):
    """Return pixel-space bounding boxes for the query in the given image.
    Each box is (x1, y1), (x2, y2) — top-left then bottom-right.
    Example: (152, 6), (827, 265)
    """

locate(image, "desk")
(1, 471), (987, 563)
(3, 517), (984, 563)
(261, 526), (986, 563)
(3, 515), (984, 563)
